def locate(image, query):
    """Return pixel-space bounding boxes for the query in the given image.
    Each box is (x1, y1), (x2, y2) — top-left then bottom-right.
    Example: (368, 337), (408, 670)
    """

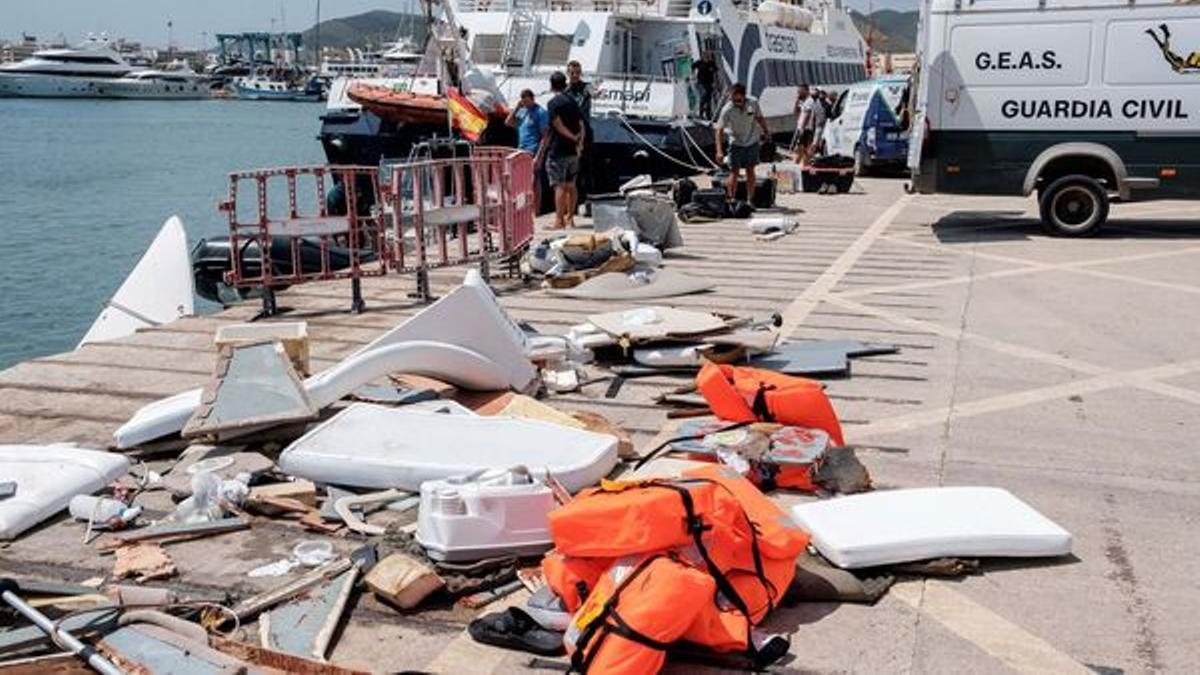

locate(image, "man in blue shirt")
(506, 89), (550, 212)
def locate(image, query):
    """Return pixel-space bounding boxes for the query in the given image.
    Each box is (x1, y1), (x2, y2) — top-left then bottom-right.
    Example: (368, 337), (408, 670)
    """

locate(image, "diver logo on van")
(1146, 24), (1200, 74)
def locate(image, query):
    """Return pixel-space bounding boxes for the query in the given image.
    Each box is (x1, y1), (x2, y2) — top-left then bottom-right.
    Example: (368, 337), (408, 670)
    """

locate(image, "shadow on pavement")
(932, 211), (1200, 244)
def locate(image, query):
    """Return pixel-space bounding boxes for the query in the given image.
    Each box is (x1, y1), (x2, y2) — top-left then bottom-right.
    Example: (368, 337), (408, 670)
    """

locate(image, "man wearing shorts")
(545, 71), (584, 229)
(792, 84), (816, 163)
(714, 82), (772, 202)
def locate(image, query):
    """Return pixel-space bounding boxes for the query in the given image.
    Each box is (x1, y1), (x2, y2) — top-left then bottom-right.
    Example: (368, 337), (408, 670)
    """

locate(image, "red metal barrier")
(385, 149), (535, 301)
(221, 150), (536, 312)
(220, 165), (385, 313)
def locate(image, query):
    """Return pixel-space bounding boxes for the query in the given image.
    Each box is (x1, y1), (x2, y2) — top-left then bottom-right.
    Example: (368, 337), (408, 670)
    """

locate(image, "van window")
(830, 89), (848, 119)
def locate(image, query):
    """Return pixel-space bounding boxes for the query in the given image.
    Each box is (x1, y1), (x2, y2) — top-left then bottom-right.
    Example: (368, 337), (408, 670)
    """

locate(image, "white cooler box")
(416, 468), (555, 562)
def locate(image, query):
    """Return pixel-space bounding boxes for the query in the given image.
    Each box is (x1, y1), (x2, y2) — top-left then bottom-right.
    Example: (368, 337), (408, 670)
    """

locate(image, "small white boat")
(234, 75), (322, 102)
(78, 216), (195, 348)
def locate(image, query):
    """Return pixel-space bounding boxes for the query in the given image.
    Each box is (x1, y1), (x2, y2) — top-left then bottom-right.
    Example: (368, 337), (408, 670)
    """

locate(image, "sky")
(1, 0), (916, 49)
(0, 1), (399, 49)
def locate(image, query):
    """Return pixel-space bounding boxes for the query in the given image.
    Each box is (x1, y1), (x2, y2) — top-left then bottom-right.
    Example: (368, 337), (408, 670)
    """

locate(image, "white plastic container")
(416, 468), (555, 561)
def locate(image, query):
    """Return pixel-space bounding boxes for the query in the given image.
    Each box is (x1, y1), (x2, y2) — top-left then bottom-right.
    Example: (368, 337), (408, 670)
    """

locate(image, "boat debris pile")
(2, 263), (1075, 673)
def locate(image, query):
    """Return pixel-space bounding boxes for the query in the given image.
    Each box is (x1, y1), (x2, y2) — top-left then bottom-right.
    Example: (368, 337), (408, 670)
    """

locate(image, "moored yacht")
(0, 37), (133, 97)
(0, 37), (210, 99)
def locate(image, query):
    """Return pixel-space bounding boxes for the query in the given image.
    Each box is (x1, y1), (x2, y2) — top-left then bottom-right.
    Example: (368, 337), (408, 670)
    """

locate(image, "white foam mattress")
(278, 404), (619, 493)
(0, 445), (131, 540)
(791, 487), (1072, 568)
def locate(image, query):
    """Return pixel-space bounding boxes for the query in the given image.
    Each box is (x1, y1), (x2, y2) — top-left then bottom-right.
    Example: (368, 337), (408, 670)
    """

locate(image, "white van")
(825, 75), (911, 174)
(908, 0), (1200, 235)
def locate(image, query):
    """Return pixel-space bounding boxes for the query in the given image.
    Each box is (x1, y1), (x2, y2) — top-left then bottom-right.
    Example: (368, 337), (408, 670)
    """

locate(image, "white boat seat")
(268, 216), (350, 237)
(407, 205), (482, 228)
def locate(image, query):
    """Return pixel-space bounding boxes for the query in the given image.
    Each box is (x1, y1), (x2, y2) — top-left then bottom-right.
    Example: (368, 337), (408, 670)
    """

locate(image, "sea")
(0, 98), (327, 369)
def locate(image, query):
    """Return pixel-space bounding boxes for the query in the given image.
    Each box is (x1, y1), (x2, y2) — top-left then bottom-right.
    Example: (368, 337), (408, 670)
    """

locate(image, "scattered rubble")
(0, 269), (1076, 674)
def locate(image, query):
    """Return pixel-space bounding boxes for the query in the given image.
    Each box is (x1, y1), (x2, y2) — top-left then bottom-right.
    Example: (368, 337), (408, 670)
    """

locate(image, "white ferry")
(321, 0), (867, 190)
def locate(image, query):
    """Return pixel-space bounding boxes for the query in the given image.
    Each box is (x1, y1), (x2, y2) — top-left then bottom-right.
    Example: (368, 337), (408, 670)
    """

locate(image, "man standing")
(546, 71), (585, 229)
(792, 84), (815, 163)
(694, 51), (718, 119)
(506, 89), (550, 211)
(714, 82), (771, 202)
(566, 60), (594, 211)
(809, 88), (829, 157)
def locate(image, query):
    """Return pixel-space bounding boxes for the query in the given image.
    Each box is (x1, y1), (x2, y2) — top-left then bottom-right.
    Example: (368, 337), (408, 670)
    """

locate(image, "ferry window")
(533, 35), (572, 66)
(471, 34), (504, 63)
(803, 61), (816, 85)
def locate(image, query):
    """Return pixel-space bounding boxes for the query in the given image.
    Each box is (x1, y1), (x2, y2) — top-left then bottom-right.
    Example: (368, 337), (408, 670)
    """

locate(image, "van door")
(907, 0), (932, 174)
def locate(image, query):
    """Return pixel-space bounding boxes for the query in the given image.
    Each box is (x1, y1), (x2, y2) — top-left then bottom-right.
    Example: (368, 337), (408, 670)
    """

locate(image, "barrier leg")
(259, 287), (278, 319)
(351, 278), (366, 314)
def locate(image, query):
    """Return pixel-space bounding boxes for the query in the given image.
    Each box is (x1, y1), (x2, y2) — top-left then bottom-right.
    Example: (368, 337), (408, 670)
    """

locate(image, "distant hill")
(850, 10), (918, 53)
(302, 9), (424, 51)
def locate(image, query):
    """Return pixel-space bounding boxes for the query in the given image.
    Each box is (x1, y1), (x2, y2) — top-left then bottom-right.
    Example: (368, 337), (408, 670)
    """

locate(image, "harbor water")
(0, 98), (326, 369)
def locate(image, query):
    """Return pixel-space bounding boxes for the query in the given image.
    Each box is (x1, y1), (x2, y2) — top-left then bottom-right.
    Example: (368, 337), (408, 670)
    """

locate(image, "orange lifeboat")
(346, 81), (448, 125)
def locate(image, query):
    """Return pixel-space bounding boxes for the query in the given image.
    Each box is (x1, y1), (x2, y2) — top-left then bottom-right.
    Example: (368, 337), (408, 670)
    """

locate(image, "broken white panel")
(588, 306), (726, 341)
(0, 446), (130, 540)
(182, 342), (317, 439)
(791, 487), (1073, 569)
(113, 272), (537, 448)
(278, 404), (618, 493)
(416, 468), (555, 561)
(78, 216), (195, 347)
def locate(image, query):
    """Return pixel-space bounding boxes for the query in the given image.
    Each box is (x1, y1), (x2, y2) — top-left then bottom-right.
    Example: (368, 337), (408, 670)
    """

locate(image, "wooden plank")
(260, 568), (357, 661)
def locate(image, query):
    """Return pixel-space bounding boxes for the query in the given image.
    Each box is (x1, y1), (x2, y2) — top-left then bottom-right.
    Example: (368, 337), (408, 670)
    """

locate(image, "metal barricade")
(220, 151), (536, 312)
(386, 149), (535, 302)
(220, 165), (385, 315)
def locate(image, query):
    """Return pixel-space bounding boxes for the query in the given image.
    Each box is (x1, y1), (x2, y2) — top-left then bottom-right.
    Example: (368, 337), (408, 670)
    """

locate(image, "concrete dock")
(2, 178), (1198, 673)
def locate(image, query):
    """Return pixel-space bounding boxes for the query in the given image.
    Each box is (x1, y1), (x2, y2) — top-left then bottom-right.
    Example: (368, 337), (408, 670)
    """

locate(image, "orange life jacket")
(696, 363), (845, 446)
(565, 554), (715, 674)
(542, 551), (614, 613)
(547, 478), (728, 558)
(549, 469), (808, 667)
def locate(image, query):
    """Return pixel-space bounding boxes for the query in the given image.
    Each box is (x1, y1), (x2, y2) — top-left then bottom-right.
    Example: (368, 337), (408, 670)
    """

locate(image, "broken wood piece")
(365, 552), (444, 610)
(568, 410), (636, 459)
(389, 373), (457, 397)
(260, 568), (357, 661)
(456, 579), (524, 609)
(100, 623), (241, 673)
(299, 510), (343, 535)
(249, 480), (317, 507)
(102, 516), (249, 549)
(335, 489), (408, 536)
(0, 652), (95, 675)
(106, 584), (176, 606)
(210, 635), (370, 675)
(112, 543), (176, 582)
(248, 494), (314, 517)
(225, 558), (353, 624)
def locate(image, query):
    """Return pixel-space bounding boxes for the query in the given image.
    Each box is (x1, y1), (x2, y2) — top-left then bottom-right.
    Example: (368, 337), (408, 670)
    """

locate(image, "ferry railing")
(219, 165), (386, 316)
(456, 0), (690, 16)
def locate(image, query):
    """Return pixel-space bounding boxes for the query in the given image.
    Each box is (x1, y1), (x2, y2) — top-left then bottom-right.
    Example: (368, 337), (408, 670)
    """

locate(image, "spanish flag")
(447, 87), (489, 142)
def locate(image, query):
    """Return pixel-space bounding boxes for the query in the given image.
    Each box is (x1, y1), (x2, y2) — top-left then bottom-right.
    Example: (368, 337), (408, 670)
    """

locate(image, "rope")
(615, 114), (713, 174)
(678, 121), (722, 171)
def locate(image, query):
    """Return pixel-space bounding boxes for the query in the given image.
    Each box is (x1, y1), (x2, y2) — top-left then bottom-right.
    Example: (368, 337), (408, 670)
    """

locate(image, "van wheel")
(1038, 174), (1108, 237)
(854, 145), (870, 177)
